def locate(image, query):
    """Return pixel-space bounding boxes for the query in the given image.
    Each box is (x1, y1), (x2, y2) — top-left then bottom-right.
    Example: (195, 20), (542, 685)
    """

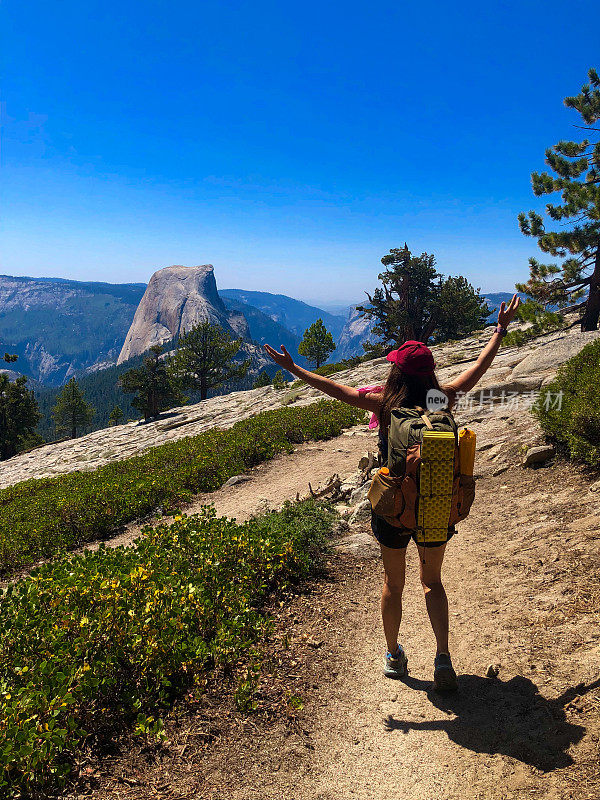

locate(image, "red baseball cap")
(386, 341), (435, 375)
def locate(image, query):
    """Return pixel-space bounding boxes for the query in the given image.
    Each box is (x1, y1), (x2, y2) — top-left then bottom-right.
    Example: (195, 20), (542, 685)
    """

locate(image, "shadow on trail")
(383, 675), (599, 771)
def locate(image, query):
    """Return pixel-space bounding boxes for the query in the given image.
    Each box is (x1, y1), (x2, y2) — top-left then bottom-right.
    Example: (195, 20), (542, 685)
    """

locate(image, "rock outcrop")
(333, 305), (378, 360)
(118, 265), (251, 364)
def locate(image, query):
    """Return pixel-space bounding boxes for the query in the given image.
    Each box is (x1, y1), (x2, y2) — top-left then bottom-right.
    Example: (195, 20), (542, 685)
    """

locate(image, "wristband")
(494, 325), (508, 337)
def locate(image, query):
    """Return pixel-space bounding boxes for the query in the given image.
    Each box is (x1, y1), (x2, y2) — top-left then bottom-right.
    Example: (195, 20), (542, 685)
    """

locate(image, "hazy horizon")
(2, 267), (519, 313)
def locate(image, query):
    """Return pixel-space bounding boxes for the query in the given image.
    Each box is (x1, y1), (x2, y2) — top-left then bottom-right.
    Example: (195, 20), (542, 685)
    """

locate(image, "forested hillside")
(33, 350), (285, 441)
(220, 288), (346, 339)
(0, 275), (145, 385)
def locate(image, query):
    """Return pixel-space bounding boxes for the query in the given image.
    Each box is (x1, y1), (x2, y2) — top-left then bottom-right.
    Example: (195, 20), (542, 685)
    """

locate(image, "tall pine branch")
(518, 68), (600, 330)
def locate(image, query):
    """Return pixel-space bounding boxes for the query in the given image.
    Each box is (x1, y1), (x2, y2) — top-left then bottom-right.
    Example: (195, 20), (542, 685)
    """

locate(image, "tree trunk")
(581, 246), (600, 331)
(421, 315), (437, 345)
(200, 377), (208, 401)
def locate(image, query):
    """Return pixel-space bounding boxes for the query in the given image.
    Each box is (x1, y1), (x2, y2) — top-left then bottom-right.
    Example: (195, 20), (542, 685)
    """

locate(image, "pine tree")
(272, 370), (288, 389)
(433, 275), (491, 342)
(168, 321), (251, 401)
(119, 345), (183, 421)
(252, 370), (272, 388)
(108, 405), (125, 426)
(0, 354), (42, 460)
(297, 319), (336, 368)
(52, 377), (95, 439)
(518, 68), (600, 331)
(357, 245), (489, 349)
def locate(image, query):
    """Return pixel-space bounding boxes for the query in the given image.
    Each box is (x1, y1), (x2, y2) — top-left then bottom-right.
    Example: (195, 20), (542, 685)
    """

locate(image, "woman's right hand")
(263, 344), (295, 371)
(498, 293), (521, 328)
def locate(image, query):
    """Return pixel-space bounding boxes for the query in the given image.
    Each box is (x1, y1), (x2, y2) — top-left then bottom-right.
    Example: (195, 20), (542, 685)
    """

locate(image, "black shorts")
(371, 511), (456, 550)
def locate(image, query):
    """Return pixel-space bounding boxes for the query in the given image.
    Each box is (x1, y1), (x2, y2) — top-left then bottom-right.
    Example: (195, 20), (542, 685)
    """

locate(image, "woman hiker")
(264, 294), (520, 691)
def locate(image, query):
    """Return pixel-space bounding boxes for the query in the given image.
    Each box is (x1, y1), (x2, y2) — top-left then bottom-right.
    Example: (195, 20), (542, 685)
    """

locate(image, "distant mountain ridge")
(0, 275), (146, 385)
(483, 292), (529, 322)
(221, 295), (304, 362)
(9, 274), (147, 302)
(1, 272), (343, 385)
(1, 271), (521, 388)
(220, 289), (379, 364)
(331, 305), (377, 360)
(219, 289), (346, 339)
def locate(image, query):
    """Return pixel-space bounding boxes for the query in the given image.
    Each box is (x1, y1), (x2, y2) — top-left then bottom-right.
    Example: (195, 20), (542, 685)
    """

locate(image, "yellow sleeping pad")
(417, 430), (455, 543)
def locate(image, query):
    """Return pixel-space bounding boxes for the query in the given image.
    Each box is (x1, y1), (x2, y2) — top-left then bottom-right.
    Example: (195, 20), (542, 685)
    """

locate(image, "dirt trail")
(305, 495), (598, 800)
(83, 414), (600, 800)
(78, 426), (375, 555)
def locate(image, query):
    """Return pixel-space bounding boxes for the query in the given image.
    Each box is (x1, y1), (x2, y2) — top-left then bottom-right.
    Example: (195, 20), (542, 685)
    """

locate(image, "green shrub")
(502, 298), (565, 348)
(252, 370), (272, 389)
(281, 388), (303, 406)
(446, 350), (466, 364)
(311, 363), (345, 377)
(534, 338), (600, 467)
(0, 500), (336, 796)
(0, 400), (365, 575)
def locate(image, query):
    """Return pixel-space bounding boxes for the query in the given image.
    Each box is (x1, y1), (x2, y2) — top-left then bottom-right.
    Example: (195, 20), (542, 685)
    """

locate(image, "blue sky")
(2, 1), (599, 306)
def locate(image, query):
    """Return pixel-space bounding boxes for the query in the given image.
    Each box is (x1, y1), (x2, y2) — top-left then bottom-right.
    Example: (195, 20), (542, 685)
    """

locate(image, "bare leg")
(417, 543), (449, 656)
(379, 543), (407, 653)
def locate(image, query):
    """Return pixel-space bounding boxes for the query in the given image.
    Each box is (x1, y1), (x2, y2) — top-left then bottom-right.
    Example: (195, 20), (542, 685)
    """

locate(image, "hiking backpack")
(367, 406), (476, 543)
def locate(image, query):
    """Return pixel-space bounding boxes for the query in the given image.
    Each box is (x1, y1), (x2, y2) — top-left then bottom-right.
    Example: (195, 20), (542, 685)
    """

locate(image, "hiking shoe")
(383, 645), (408, 679)
(433, 653), (458, 692)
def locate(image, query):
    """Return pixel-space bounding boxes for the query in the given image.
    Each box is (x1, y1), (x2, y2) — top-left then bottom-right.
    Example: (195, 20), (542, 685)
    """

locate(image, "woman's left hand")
(498, 293), (521, 327)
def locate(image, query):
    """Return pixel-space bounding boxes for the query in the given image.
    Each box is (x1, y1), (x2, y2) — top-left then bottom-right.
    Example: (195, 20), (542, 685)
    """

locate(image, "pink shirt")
(357, 385), (384, 429)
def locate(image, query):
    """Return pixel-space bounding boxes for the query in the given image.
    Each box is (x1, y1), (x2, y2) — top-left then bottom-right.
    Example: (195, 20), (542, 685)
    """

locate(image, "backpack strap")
(415, 406), (434, 430)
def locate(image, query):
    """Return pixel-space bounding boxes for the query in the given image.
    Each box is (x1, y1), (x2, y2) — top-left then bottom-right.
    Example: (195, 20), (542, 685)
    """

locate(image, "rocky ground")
(59, 389), (600, 800)
(3, 324), (600, 490)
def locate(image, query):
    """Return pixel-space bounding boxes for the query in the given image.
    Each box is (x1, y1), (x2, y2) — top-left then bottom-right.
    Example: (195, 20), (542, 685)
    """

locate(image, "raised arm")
(446, 294), (521, 395)
(262, 344), (381, 414)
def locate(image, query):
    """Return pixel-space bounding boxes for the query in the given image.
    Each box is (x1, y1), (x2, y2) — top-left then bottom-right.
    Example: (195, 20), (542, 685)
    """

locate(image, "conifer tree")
(432, 275), (491, 342)
(120, 345), (183, 421)
(0, 354), (42, 460)
(297, 319), (336, 368)
(108, 405), (125, 426)
(252, 370), (272, 388)
(52, 377), (95, 439)
(357, 245), (489, 349)
(501, 299), (565, 347)
(168, 321), (251, 401)
(518, 68), (600, 331)
(272, 369), (288, 389)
